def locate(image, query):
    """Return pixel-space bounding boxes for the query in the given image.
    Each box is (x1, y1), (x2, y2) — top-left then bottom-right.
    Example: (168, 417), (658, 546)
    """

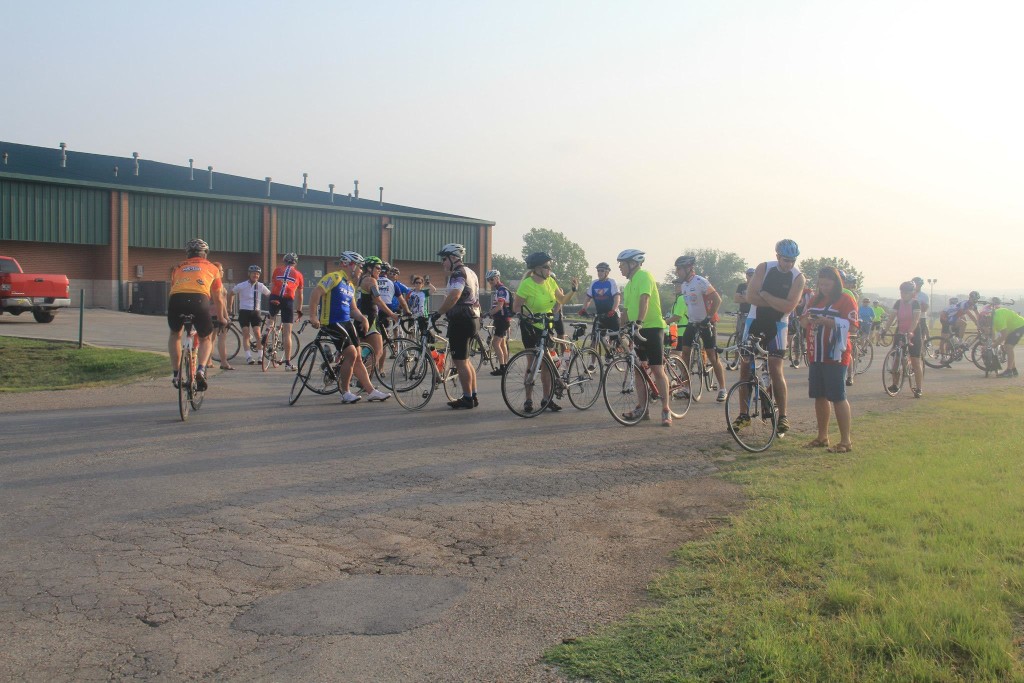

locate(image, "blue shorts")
(743, 317), (788, 357)
(808, 362), (848, 402)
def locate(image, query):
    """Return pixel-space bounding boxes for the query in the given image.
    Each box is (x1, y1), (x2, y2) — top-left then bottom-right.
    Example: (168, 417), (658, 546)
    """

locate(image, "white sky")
(4, 0), (1022, 298)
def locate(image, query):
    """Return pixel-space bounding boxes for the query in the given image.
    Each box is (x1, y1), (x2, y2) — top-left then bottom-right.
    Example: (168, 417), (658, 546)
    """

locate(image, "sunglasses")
(779, 257), (796, 264)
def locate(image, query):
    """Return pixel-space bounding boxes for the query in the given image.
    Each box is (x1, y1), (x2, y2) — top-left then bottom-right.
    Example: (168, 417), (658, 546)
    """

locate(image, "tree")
(521, 228), (589, 285)
(798, 257), (865, 292)
(490, 253), (525, 281)
(660, 248), (749, 313)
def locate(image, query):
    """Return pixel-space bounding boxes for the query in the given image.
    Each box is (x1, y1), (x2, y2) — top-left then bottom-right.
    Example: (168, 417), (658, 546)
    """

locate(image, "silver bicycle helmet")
(616, 249), (645, 263)
(437, 243), (466, 260)
(185, 238), (209, 256)
(247, 265), (262, 273)
(283, 252), (298, 264)
(674, 255), (696, 268)
(337, 251), (365, 265)
(485, 269), (500, 279)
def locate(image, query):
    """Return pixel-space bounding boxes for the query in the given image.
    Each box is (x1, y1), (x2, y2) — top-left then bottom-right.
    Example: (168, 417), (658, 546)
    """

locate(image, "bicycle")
(176, 314), (205, 421)
(852, 333), (874, 375)
(389, 317), (463, 411)
(259, 313), (302, 370)
(723, 335), (779, 452)
(584, 314), (627, 361)
(882, 333), (922, 397)
(923, 332), (976, 369)
(501, 310), (605, 418)
(601, 322), (690, 426)
(720, 312), (743, 371)
(682, 321), (719, 402)
(788, 319), (807, 368)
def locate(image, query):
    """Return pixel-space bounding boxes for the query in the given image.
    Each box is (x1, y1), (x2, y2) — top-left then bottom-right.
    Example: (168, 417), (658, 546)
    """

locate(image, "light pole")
(927, 278), (937, 329)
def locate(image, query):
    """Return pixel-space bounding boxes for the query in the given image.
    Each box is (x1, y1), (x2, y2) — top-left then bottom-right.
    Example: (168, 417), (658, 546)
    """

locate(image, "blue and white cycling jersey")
(390, 280), (410, 312)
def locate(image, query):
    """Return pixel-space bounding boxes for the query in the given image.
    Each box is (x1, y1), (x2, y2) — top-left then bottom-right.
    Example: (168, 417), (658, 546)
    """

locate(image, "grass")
(546, 388), (1024, 682)
(0, 336), (167, 391)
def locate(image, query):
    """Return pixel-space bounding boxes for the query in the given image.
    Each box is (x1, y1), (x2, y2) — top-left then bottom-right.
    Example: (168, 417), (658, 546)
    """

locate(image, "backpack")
(982, 345), (1002, 377)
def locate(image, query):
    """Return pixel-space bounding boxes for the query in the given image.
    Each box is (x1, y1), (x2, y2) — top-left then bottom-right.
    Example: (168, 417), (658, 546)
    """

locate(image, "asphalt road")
(0, 309), (1011, 681)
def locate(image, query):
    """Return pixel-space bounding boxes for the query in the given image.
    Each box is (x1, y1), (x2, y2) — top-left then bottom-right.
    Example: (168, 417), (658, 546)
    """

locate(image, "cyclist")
(357, 256), (400, 378)
(210, 262), (235, 370)
(616, 249), (672, 426)
(485, 269), (512, 376)
(167, 239), (226, 390)
(858, 297), (875, 349)
(734, 267), (754, 336)
(376, 262), (411, 351)
(578, 262), (621, 348)
(269, 253), (304, 370)
(307, 251), (390, 403)
(953, 291), (981, 339)
(431, 243), (483, 409)
(664, 278), (689, 358)
(871, 300), (887, 345)
(939, 297), (960, 340)
(992, 297), (1023, 378)
(880, 281), (924, 397)
(737, 239), (807, 434)
(911, 276), (930, 339)
(229, 265), (271, 365)
(512, 251), (579, 412)
(384, 265), (413, 319)
(673, 254), (727, 402)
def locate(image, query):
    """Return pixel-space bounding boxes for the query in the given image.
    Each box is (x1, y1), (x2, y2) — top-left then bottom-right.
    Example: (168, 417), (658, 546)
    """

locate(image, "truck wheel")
(33, 311), (56, 323)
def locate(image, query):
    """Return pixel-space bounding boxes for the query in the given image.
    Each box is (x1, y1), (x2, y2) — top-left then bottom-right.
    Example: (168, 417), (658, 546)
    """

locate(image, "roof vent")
(379, 186), (384, 207)
(114, 165), (119, 178)
(208, 166), (214, 190)
(265, 177), (272, 197)
(132, 152), (140, 176)
(302, 173), (308, 198)
(60, 142), (67, 168)
(2, 152), (8, 166)
(329, 183), (335, 203)
(189, 158), (195, 181)
(353, 179), (359, 199)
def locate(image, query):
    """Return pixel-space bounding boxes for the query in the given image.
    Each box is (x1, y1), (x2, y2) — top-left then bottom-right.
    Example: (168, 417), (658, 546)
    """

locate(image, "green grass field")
(547, 388), (1024, 682)
(0, 337), (167, 392)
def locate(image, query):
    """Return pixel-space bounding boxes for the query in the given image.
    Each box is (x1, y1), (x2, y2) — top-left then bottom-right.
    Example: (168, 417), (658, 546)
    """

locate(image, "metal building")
(0, 141), (494, 310)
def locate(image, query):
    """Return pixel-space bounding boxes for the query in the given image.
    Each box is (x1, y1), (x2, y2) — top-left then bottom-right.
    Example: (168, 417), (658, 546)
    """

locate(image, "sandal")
(804, 438), (830, 448)
(827, 443), (853, 453)
(219, 365), (235, 370)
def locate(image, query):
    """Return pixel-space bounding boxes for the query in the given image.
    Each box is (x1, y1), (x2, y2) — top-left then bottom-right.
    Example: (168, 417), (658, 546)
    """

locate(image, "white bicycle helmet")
(437, 243), (466, 260)
(337, 251), (365, 265)
(616, 248), (645, 263)
(185, 238), (209, 256)
(485, 269), (500, 279)
(283, 252), (298, 264)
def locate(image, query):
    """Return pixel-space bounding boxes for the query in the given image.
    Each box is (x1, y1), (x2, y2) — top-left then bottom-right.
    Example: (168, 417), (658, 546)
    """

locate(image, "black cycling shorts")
(1006, 327), (1024, 347)
(324, 321), (358, 352)
(492, 317), (511, 338)
(447, 316), (480, 361)
(520, 320), (543, 349)
(596, 313), (621, 331)
(635, 328), (665, 366)
(167, 294), (214, 337)
(238, 309), (262, 328)
(680, 322), (716, 350)
(268, 295), (296, 324)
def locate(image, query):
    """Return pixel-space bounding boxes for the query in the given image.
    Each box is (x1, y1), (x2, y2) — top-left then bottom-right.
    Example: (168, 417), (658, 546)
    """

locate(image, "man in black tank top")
(737, 239), (807, 435)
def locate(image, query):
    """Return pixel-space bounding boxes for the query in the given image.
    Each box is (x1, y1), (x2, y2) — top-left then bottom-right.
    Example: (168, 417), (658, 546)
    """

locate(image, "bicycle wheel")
(704, 358), (718, 391)
(346, 343), (376, 395)
(289, 344), (317, 405)
(725, 379), (777, 452)
(789, 336), (803, 367)
(882, 348), (904, 396)
(877, 329), (892, 346)
(440, 351), (462, 402)
(922, 336), (952, 369)
(566, 348), (602, 410)
(211, 325), (242, 362)
(969, 339), (992, 371)
(723, 333), (739, 370)
(501, 348), (554, 418)
(468, 335), (489, 371)
(178, 350), (191, 421)
(855, 341), (874, 375)
(665, 356), (692, 418)
(189, 351), (205, 410)
(289, 330), (301, 360)
(688, 350), (704, 402)
(391, 346), (436, 411)
(602, 357), (649, 426)
(261, 329), (277, 371)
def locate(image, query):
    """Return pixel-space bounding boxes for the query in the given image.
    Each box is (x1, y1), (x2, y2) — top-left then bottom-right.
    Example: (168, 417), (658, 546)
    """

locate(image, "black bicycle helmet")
(596, 262), (610, 270)
(283, 252), (298, 264)
(185, 238), (209, 256)
(675, 255), (696, 268)
(247, 265), (262, 273)
(525, 252), (552, 269)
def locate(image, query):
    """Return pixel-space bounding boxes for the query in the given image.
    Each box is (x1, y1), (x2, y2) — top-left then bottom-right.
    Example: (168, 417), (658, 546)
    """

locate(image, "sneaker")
(716, 389), (727, 403)
(195, 371), (208, 392)
(448, 396), (474, 409)
(998, 369), (1015, 378)
(283, 362), (295, 371)
(845, 377), (854, 387)
(472, 395), (479, 407)
(912, 388), (922, 398)
(544, 400), (562, 412)
(489, 367), (504, 376)
(246, 356), (256, 365)
(171, 375), (180, 388)
(777, 415), (791, 434)
(731, 414), (750, 431)
(366, 389), (391, 402)
(673, 388), (691, 400)
(1013, 368), (1019, 377)
(662, 409), (672, 427)
(341, 392), (361, 404)
(523, 399), (534, 413)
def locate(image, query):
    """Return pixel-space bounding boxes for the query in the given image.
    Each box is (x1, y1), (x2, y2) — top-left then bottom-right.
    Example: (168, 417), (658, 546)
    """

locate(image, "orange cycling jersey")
(271, 265), (304, 299)
(169, 258), (223, 297)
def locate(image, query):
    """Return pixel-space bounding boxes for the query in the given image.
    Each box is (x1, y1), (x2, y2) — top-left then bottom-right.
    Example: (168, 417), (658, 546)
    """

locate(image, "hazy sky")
(4, 0), (1022, 297)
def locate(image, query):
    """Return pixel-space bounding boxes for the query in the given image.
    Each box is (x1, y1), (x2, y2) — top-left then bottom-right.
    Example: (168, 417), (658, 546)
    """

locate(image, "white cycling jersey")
(232, 280), (272, 311)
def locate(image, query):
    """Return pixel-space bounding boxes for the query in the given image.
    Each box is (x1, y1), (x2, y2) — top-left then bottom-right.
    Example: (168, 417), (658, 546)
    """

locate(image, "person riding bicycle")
(738, 239), (807, 434)
(485, 269), (512, 376)
(617, 249), (672, 426)
(579, 262), (622, 342)
(167, 239), (226, 390)
(512, 251), (579, 412)
(431, 243), (482, 409)
(358, 256), (400, 379)
(269, 253), (304, 370)
(307, 251), (390, 404)
(229, 265), (272, 365)
(951, 291), (981, 339)
(673, 254), (727, 402)
(880, 281), (924, 397)
(991, 297), (1023, 378)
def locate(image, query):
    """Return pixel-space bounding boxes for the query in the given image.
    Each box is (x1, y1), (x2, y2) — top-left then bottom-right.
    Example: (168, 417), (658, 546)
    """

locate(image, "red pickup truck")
(0, 256), (71, 323)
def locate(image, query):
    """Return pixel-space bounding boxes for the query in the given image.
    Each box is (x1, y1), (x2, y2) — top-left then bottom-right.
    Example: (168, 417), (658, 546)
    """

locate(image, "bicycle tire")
(289, 345), (316, 405)
(211, 324), (242, 362)
(723, 333), (740, 370)
(877, 329), (893, 347)
(391, 346), (436, 411)
(602, 356), (649, 426)
(289, 330), (301, 360)
(440, 351), (462, 402)
(380, 338), (415, 390)
(922, 336), (952, 369)
(178, 350), (191, 421)
(855, 340), (874, 375)
(665, 356), (692, 418)
(725, 379), (777, 452)
(566, 348), (602, 410)
(882, 347), (904, 396)
(688, 347), (704, 402)
(704, 357), (718, 391)
(261, 327), (277, 371)
(468, 335), (489, 371)
(190, 354), (205, 410)
(501, 348), (554, 418)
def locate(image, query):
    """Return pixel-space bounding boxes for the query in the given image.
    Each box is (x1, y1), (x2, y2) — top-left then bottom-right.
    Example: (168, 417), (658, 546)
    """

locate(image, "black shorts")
(635, 328), (665, 366)
(595, 313), (621, 331)
(520, 320), (543, 349)
(903, 331), (923, 358)
(492, 317), (511, 338)
(447, 317), (480, 361)
(324, 321), (357, 352)
(167, 294), (214, 337)
(268, 295), (296, 324)
(680, 322), (716, 350)
(1006, 327), (1024, 347)
(238, 309), (263, 328)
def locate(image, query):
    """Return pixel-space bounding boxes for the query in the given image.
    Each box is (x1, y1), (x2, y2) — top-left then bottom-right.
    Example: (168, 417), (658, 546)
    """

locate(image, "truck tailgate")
(1, 273), (70, 299)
